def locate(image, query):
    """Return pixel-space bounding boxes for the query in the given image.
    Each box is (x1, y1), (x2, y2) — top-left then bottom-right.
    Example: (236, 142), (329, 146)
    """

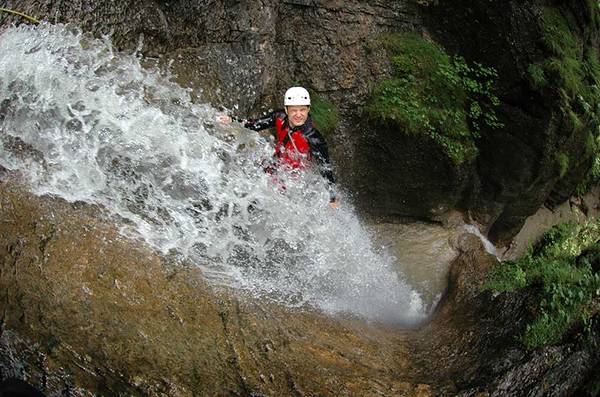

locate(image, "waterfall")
(0, 23), (426, 325)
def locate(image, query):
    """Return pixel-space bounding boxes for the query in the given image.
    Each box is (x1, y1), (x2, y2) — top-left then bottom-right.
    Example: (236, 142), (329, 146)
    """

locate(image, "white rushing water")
(0, 23), (426, 325)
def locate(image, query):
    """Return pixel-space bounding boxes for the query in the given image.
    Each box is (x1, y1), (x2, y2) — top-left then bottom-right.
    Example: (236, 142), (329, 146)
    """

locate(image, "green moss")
(528, 63), (548, 90)
(533, 7), (590, 101)
(365, 33), (501, 165)
(555, 152), (570, 178)
(541, 7), (580, 59)
(576, 135), (600, 196)
(566, 103), (584, 132)
(585, 0), (600, 28)
(584, 131), (597, 157)
(584, 47), (600, 82)
(530, 6), (600, 195)
(546, 57), (585, 98)
(309, 92), (339, 137)
(486, 221), (600, 350)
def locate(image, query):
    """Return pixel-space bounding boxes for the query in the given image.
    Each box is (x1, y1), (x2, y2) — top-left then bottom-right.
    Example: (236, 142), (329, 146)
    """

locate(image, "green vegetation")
(486, 221), (600, 350)
(527, 63), (548, 90)
(586, 0), (600, 28)
(555, 152), (570, 178)
(365, 33), (502, 164)
(483, 4), (600, 351)
(309, 92), (339, 137)
(528, 6), (600, 189)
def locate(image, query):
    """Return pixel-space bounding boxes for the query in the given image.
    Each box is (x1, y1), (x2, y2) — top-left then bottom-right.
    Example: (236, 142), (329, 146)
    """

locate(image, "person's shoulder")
(305, 118), (325, 138)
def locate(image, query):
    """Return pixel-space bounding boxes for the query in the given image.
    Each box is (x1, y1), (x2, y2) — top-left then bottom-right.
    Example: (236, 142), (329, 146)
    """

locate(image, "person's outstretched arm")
(216, 111), (277, 131)
(243, 112), (276, 131)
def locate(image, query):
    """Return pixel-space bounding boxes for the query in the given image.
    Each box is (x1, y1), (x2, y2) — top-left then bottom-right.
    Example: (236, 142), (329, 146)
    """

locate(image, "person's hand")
(329, 199), (340, 209)
(216, 114), (232, 124)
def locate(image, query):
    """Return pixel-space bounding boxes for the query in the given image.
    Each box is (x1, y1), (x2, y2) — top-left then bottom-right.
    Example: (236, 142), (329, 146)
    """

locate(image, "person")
(217, 87), (339, 208)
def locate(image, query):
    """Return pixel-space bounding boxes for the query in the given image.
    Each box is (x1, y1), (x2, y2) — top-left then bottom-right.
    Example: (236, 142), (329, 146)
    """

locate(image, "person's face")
(286, 105), (310, 127)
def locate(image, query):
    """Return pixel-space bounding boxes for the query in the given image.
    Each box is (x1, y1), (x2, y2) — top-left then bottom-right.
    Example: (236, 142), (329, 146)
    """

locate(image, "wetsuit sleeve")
(307, 129), (336, 201)
(239, 112), (276, 131)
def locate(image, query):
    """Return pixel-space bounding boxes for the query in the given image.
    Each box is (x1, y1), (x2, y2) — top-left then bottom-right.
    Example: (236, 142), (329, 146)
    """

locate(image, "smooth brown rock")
(1, 181), (598, 396)
(0, 182), (429, 396)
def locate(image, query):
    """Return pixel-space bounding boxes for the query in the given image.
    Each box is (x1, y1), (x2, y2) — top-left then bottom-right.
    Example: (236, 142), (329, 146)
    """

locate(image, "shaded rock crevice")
(412, 233), (600, 396)
(215, 299), (256, 396)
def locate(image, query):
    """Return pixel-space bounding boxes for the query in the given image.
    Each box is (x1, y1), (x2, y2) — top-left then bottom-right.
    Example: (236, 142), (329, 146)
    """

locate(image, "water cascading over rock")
(0, 23), (426, 325)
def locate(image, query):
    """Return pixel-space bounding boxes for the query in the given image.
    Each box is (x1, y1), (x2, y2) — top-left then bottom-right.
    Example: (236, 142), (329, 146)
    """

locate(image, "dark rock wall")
(1, 1), (420, 111)
(415, 233), (600, 396)
(422, 0), (600, 242)
(351, 124), (474, 220)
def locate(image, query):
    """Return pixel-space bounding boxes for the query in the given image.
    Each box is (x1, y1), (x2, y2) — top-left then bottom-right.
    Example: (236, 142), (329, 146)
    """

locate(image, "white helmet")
(284, 87), (311, 106)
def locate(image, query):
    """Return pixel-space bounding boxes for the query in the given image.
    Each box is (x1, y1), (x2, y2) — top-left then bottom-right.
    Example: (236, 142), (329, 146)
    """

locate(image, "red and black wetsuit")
(243, 110), (336, 192)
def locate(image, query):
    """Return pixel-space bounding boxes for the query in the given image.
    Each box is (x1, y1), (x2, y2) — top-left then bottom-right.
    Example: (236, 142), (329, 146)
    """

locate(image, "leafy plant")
(486, 221), (600, 350)
(528, 63), (548, 90)
(365, 33), (502, 164)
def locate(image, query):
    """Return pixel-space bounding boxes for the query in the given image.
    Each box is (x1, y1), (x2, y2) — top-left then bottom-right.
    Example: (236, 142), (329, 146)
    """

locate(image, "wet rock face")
(416, 234), (600, 396)
(1, 0), (420, 113)
(3, 1), (595, 242)
(350, 122), (474, 220)
(0, 183), (598, 395)
(0, 182), (427, 396)
(421, 0), (599, 243)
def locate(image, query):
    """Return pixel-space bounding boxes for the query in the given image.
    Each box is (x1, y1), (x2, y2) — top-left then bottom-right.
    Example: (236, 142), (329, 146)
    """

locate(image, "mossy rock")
(309, 91), (339, 138)
(486, 220), (600, 350)
(364, 32), (501, 165)
(529, 6), (600, 198)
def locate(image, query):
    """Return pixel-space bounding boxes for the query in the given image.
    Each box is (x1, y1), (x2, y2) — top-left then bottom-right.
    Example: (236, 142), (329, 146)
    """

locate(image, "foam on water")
(0, 23), (426, 325)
